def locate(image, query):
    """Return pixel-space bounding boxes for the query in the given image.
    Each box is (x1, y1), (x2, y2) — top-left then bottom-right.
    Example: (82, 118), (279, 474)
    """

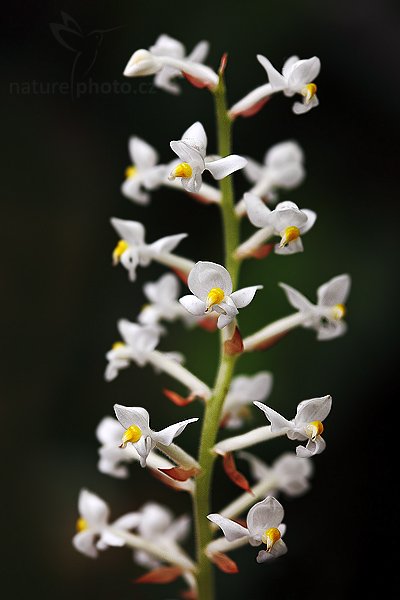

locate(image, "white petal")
(170, 140), (205, 169)
(188, 261), (233, 300)
(123, 49), (162, 77)
(217, 313), (235, 329)
(129, 136), (158, 170)
(292, 95), (319, 115)
(118, 319), (160, 357)
(149, 233), (187, 255)
(265, 140), (303, 168)
(121, 176), (150, 205)
(144, 273), (180, 304)
(207, 514), (249, 542)
(287, 57), (320, 90)
(182, 121), (207, 156)
(119, 248), (141, 281)
(257, 55), (286, 89)
(247, 496), (284, 536)
(78, 489), (109, 527)
(150, 34), (185, 58)
(256, 539), (287, 562)
(253, 402), (292, 432)
(231, 285), (263, 309)
(281, 55), (300, 78)
(186, 40), (209, 63)
(295, 395), (332, 425)
(300, 209), (317, 234)
(279, 282), (314, 313)
(317, 319), (347, 340)
(296, 436), (326, 457)
(153, 418), (199, 446)
(274, 237), (304, 255)
(206, 155), (247, 180)
(244, 192), (271, 227)
(268, 201), (308, 232)
(165, 514), (191, 542)
(134, 436), (155, 467)
(179, 295), (206, 316)
(317, 274), (351, 307)
(181, 171), (203, 193)
(73, 530), (98, 558)
(113, 404), (151, 432)
(243, 157), (264, 183)
(110, 218), (145, 246)
(96, 417), (124, 445)
(112, 512), (142, 531)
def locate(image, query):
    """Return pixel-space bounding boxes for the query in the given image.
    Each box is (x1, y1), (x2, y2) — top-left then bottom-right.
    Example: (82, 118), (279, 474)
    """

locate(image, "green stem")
(193, 72), (241, 600)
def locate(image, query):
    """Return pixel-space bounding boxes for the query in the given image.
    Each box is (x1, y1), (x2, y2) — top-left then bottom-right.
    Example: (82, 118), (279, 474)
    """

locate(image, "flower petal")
(113, 404), (151, 432)
(274, 237), (304, 255)
(206, 155), (247, 180)
(231, 285), (263, 309)
(188, 261), (233, 300)
(244, 192), (271, 227)
(256, 539), (287, 562)
(295, 395), (332, 424)
(148, 233), (188, 255)
(282, 55), (299, 78)
(253, 402), (292, 432)
(296, 436), (326, 457)
(121, 176), (150, 205)
(78, 489), (109, 527)
(279, 282), (314, 313)
(179, 295), (206, 315)
(243, 157), (264, 183)
(96, 417), (124, 445)
(317, 274), (351, 307)
(110, 218), (145, 246)
(257, 55), (286, 89)
(317, 319), (347, 340)
(217, 313), (234, 329)
(287, 57), (321, 90)
(129, 136), (158, 170)
(182, 121), (207, 156)
(170, 140), (205, 168)
(73, 530), (98, 558)
(268, 201), (308, 232)
(207, 514), (249, 542)
(246, 496), (284, 536)
(300, 209), (317, 234)
(153, 418), (199, 446)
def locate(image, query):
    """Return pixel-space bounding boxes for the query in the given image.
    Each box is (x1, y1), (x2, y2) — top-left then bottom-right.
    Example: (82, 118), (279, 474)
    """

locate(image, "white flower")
(179, 261), (262, 329)
(110, 217), (188, 282)
(121, 136), (169, 205)
(130, 502), (190, 569)
(169, 122), (247, 193)
(280, 274), (351, 340)
(222, 372), (273, 429)
(254, 395), (332, 457)
(96, 416), (133, 478)
(243, 141), (305, 202)
(124, 34), (218, 91)
(105, 320), (161, 381)
(208, 496), (287, 563)
(138, 273), (195, 327)
(244, 194), (316, 254)
(239, 451), (313, 496)
(114, 404), (198, 467)
(230, 55), (320, 117)
(73, 489), (138, 558)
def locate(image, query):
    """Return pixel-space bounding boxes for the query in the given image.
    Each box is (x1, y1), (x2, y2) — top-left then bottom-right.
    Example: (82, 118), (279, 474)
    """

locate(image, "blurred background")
(2, 0), (398, 598)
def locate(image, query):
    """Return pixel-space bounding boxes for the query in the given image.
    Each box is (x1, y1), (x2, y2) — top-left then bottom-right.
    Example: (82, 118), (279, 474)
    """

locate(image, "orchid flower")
(105, 319), (211, 398)
(114, 404), (198, 467)
(280, 274), (351, 340)
(254, 395), (332, 457)
(124, 34), (218, 91)
(208, 496), (287, 563)
(237, 195), (316, 258)
(138, 273), (195, 328)
(179, 261), (262, 329)
(230, 55), (320, 118)
(128, 502), (191, 569)
(235, 141), (305, 217)
(73, 489), (139, 558)
(111, 217), (193, 282)
(169, 122), (247, 194)
(222, 372), (273, 429)
(239, 451), (313, 497)
(122, 136), (221, 206)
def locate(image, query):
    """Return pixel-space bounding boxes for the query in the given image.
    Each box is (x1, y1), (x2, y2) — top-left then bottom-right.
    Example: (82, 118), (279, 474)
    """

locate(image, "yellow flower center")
(76, 517), (88, 532)
(332, 303), (346, 320)
(206, 287), (225, 311)
(279, 226), (301, 247)
(302, 83), (318, 103)
(112, 239), (129, 265)
(170, 162), (193, 179)
(305, 420), (324, 441)
(261, 527), (281, 552)
(125, 165), (137, 179)
(120, 424), (142, 448)
(112, 341), (125, 350)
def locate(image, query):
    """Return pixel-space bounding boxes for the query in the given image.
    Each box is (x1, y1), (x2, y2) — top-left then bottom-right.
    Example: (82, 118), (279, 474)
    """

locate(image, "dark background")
(2, 1), (398, 598)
